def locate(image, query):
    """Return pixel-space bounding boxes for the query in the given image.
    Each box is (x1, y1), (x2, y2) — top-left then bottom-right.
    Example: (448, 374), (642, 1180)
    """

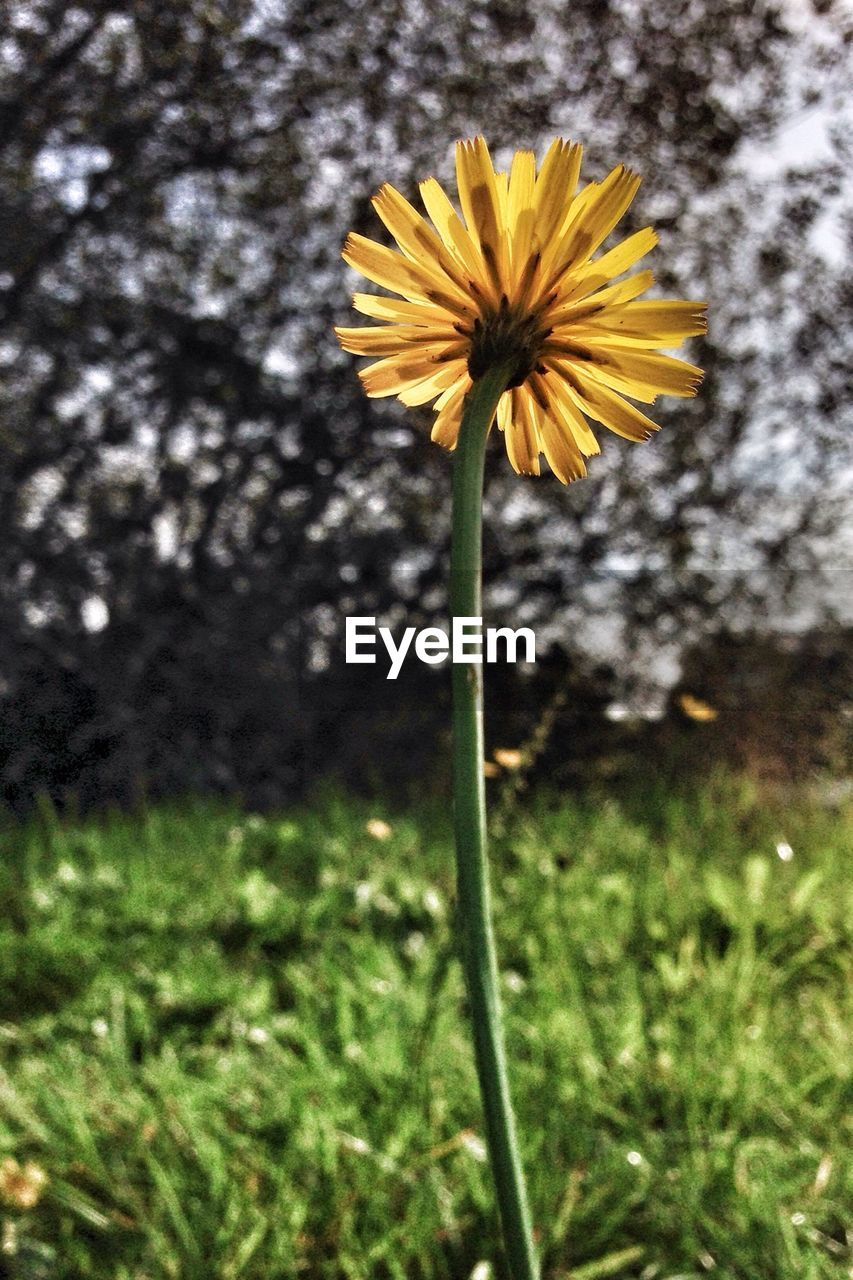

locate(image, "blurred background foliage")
(0, 0), (851, 811)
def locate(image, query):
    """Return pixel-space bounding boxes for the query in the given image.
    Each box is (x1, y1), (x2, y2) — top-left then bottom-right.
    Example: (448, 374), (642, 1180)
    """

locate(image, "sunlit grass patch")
(0, 778), (850, 1278)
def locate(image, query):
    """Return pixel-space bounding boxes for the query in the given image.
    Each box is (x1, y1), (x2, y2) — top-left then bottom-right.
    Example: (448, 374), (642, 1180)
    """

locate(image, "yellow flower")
(678, 693), (719, 722)
(0, 1157), (48, 1210)
(336, 137), (705, 483)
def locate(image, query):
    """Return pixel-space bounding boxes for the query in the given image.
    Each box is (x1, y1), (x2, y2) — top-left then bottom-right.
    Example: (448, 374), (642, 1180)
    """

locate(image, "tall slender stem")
(450, 361), (539, 1280)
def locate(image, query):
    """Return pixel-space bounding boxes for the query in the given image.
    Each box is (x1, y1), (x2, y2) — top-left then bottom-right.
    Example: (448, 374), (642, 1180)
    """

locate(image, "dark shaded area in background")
(0, 0), (850, 812)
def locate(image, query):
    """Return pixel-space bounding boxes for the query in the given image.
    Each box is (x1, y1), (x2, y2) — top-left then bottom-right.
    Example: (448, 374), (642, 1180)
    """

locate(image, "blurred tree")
(0, 0), (850, 808)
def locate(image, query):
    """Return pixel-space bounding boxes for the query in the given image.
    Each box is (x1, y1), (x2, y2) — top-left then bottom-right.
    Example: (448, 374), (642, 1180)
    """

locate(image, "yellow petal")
(556, 360), (659, 404)
(582, 299), (707, 345)
(500, 387), (540, 475)
(524, 382), (585, 483)
(549, 268), (655, 324)
(579, 166), (642, 258)
(532, 370), (600, 457)
(507, 154), (535, 237)
(496, 389), (512, 432)
(418, 177), (488, 286)
(343, 233), (471, 316)
(455, 137), (509, 293)
(351, 292), (458, 326)
(579, 346), (704, 398)
(372, 184), (471, 296)
(555, 366), (662, 442)
(434, 372), (471, 411)
(494, 169), (509, 226)
(541, 337), (660, 403)
(431, 376), (470, 448)
(546, 165), (642, 287)
(359, 350), (457, 398)
(335, 324), (462, 356)
(396, 360), (467, 406)
(533, 139), (582, 250)
(537, 179), (599, 282)
(556, 227), (658, 305)
(506, 150), (536, 287)
(537, 409), (587, 483)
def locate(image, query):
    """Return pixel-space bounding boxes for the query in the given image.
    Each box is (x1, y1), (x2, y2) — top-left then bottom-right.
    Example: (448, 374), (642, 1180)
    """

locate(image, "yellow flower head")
(336, 137), (706, 483)
(0, 1157), (48, 1210)
(678, 693), (719, 722)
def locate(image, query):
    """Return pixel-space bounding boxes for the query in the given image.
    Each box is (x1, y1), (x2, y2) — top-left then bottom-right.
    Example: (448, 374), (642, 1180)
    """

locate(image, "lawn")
(0, 776), (850, 1279)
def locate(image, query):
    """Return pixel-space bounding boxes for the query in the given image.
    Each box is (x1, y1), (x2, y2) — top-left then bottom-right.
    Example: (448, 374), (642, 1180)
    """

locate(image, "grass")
(0, 775), (850, 1279)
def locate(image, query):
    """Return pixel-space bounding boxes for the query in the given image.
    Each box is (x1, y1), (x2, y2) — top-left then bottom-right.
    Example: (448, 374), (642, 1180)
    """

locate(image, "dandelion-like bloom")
(335, 137), (706, 483)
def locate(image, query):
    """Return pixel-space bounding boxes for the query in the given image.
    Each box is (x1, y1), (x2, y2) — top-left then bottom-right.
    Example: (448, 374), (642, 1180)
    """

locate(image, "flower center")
(467, 295), (551, 389)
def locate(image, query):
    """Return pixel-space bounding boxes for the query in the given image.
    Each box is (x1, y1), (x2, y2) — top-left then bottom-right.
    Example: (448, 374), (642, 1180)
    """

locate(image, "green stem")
(450, 361), (539, 1280)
